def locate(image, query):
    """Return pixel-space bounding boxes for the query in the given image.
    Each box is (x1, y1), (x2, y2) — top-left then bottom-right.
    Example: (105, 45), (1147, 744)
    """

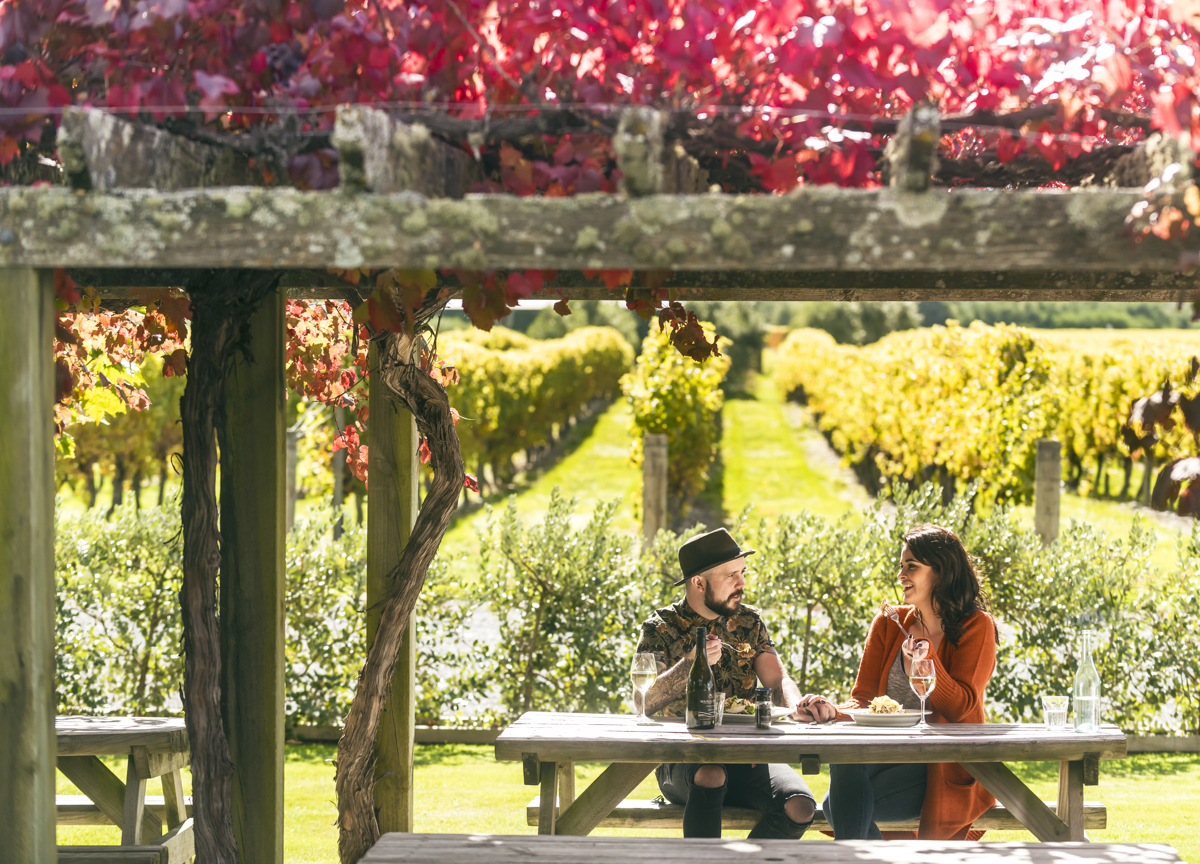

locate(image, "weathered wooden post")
(367, 342), (419, 832)
(642, 433), (669, 546)
(220, 285), (287, 864)
(1035, 439), (1061, 545)
(0, 269), (56, 864)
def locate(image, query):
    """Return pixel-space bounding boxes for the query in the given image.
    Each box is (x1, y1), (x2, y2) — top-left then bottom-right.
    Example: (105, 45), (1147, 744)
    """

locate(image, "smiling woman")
(795, 523), (999, 841)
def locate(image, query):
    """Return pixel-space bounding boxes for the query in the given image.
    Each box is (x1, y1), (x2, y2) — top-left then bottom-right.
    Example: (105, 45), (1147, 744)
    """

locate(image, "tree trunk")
(107, 454), (126, 518)
(1094, 454), (1105, 498)
(1119, 456), (1133, 499)
(333, 406), (346, 541)
(84, 461), (98, 509)
(335, 328), (465, 864)
(132, 467), (143, 511)
(354, 488), (364, 525)
(158, 464), (168, 507)
(179, 271), (281, 864)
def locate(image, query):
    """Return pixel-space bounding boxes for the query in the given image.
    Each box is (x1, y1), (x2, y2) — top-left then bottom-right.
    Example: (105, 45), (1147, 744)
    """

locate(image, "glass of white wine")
(909, 658), (936, 729)
(630, 652), (661, 725)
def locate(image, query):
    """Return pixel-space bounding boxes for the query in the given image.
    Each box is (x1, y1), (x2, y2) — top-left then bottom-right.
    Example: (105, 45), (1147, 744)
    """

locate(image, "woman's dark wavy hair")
(903, 523), (992, 646)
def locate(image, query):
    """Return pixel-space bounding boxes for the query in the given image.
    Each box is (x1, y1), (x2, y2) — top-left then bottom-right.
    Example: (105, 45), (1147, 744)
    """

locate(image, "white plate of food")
(719, 696), (792, 725)
(844, 696), (925, 727)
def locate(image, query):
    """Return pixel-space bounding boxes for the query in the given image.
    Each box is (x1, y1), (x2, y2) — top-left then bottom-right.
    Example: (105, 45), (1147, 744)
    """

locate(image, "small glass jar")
(754, 687), (773, 730)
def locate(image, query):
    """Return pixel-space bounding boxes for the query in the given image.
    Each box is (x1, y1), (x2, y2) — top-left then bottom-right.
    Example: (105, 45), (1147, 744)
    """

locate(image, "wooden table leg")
(554, 762), (656, 837)
(161, 768), (188, 830)
(962, 762), (1070, 842)
(557, 761), (576, 815)
(537, 761), (559, 835)
(1058, 759), (1088, 842)
(123, 754), (152, 844)
(58, 754), (161, 840)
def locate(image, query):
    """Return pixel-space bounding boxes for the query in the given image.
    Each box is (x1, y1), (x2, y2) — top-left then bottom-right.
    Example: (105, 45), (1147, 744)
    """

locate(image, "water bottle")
(1072, 629), (1101, 733)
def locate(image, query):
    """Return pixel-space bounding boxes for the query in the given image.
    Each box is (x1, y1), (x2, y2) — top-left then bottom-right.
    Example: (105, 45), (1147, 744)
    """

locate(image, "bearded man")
(636, 528), (816, 839)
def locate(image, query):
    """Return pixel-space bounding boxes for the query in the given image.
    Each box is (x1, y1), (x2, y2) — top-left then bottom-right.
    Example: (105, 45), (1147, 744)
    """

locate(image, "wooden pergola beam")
(71, 268), (1199, 304)
(0, 185), (1184, 273)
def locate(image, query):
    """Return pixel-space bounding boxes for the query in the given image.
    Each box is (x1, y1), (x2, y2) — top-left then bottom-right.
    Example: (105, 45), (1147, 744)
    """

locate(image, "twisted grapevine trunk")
(336, 328), (465, 864)
(179, 272), (280, 863)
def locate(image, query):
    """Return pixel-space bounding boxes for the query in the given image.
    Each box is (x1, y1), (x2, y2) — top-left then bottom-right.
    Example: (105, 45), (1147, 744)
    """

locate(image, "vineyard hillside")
(775, 323), (1200, 503)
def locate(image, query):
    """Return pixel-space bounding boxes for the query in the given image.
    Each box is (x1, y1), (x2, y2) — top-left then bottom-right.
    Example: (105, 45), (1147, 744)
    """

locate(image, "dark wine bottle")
(686, 626), (716, 730)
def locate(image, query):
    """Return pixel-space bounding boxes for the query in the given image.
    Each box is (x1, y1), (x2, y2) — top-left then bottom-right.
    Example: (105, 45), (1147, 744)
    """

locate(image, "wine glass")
(630, 652), (661, 725)
(908, 658), (936, 729)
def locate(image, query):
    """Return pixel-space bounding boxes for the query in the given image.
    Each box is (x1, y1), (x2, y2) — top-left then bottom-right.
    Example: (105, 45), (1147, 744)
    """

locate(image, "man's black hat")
(674, 528), (755, 587)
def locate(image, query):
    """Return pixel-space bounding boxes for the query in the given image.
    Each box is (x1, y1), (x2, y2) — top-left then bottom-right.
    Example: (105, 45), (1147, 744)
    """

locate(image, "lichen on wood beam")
(332, 106), (478, 196)
(77, 268), (1200, 303)
(56, 107), (256, 192)
(0, 185), (1184, 272)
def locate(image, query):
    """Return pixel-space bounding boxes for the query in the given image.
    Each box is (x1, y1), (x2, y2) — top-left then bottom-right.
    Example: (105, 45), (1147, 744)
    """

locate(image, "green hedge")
(56, 487), (1200, 734)
(55, 507), (481, 726)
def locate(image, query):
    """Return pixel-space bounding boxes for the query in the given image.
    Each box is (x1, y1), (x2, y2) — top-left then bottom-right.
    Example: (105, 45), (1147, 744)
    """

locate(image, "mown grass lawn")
(57, 745), (1199, 862)
(722, 373), (857, 523)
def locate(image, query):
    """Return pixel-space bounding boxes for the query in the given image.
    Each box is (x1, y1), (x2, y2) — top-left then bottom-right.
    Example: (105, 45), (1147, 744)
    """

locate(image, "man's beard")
(704, 582), (743, 617)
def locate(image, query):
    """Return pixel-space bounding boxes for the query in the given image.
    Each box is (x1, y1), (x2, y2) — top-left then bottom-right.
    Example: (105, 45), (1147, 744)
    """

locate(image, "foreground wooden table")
(494, 712), (1127, 842)
(56, 716), (194, 864)
(361, 833), (1181, 863)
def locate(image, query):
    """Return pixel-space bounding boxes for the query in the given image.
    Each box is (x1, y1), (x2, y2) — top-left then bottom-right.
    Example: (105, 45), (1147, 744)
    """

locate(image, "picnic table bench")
(496, 712), (1127, 842)
(359, 833), (1183, 864)
(55, 716), (194, 864)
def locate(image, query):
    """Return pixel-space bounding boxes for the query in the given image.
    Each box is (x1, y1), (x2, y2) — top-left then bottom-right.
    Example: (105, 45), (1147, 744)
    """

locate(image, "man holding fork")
(636, 528), (817, 839)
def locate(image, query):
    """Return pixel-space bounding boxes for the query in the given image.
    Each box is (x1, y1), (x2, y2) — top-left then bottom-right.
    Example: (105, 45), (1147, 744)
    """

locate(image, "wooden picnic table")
(494, 712), (1128, 842)
(56, 715), (194, 864)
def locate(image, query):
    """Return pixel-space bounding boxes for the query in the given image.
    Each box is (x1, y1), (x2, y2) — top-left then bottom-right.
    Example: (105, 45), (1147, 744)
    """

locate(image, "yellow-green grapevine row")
(774, 323), (1200, 502)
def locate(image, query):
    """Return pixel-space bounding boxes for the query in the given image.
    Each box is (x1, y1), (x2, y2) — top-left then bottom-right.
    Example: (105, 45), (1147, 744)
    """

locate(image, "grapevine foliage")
(6, 0), (1200, 410)
(622, 320), (731, 519)
(775, 322), (1200, 507)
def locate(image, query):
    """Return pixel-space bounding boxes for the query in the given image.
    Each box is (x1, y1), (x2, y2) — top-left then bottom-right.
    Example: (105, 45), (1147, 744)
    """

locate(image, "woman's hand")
(902, 636), (930, 661)
(792, 693), (837, 723)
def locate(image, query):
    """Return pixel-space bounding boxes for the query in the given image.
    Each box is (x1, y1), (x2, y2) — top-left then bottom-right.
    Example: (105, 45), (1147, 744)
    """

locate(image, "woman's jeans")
(823, 762), (927, 839)
(656, 762), (816, 839)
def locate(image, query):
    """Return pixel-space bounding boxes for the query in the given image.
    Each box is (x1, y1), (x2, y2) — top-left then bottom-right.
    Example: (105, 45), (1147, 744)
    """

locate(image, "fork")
(881, 602), (913, 640)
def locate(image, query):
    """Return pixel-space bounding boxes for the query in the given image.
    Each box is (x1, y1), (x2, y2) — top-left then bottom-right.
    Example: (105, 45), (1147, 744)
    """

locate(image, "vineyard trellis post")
(1036, 439), (1062, 545)
(0, 267), (56, 864)
(642, 433), (669, 545)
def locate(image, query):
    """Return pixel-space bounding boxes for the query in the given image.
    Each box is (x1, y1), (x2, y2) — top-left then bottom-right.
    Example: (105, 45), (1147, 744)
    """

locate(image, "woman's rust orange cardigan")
(836, 605), (998, 840)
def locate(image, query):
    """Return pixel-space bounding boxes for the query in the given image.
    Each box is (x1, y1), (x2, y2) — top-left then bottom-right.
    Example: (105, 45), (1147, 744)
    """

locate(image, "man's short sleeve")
(751, 613), (776, 657)
(637, 618), (665, 655)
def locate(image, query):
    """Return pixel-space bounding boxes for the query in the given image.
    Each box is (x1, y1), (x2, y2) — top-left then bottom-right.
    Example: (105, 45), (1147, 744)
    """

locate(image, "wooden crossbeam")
(71, 267), (1200, 303)
(0, 184), (1182, 273)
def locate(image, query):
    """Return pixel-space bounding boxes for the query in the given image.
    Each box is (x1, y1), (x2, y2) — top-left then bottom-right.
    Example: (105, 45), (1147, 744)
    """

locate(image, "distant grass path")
(721, 373), (857, 522)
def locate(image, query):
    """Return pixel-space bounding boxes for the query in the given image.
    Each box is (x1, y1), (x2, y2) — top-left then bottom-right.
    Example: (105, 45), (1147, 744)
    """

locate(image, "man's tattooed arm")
(643, 656), (692, 716)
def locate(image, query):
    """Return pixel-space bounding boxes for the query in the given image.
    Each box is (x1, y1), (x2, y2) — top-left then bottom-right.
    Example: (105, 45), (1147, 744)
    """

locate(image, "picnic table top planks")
(360, 834), (1181, 864)
(56, 716), (189, 757)
(494, 712), (1128, 765)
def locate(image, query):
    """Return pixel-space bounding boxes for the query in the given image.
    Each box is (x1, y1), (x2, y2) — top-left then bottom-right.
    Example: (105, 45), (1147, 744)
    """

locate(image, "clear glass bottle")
(1072, 629), (1101, 733)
